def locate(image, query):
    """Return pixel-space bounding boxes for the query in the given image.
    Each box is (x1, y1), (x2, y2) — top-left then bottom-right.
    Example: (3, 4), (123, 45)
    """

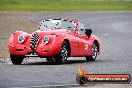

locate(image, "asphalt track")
(0, 11), (132, 88)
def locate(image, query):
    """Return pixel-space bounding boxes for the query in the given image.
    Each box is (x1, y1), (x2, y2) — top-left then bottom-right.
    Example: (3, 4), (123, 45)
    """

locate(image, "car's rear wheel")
(86, 42), (98, 61)
(10, 54), (25, 65)
(55, 41), (69, 64)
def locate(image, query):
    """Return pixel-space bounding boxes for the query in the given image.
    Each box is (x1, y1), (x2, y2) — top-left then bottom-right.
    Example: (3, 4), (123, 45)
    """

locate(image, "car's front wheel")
(55, 41), (69, 64)
(10, 54), (25, 65)
(86, 42), (98, 61)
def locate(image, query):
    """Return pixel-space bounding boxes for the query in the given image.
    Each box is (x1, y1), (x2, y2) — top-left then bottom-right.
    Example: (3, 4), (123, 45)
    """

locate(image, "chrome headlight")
(18, 34), (25, 43)
(42, 36), (49, 44)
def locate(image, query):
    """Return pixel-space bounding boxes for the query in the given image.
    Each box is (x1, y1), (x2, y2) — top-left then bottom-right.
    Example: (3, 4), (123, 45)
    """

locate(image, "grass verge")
(0, 0), (132, 12)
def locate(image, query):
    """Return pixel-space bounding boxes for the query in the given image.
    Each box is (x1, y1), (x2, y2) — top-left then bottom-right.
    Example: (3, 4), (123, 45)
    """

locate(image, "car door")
(75, 22), (90, 56)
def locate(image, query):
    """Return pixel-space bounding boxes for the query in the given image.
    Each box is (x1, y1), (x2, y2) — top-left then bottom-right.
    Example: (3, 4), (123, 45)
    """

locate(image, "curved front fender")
(8, 31), (31, 55)
(36, 34), (65, 56)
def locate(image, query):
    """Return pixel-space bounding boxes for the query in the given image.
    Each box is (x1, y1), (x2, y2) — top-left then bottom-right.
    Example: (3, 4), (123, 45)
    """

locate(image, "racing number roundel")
(85, 45), (88, 51)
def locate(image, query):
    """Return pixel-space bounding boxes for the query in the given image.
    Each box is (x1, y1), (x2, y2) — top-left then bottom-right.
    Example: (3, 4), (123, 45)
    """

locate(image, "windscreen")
(39, 19), (76, 31)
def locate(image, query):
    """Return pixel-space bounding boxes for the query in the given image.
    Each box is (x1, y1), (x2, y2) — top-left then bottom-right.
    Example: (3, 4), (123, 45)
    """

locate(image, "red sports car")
(8, 18), (100, 65)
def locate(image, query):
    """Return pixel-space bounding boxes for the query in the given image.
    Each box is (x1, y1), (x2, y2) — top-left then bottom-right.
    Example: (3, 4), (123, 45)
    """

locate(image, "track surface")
(0, 11), (132, 88)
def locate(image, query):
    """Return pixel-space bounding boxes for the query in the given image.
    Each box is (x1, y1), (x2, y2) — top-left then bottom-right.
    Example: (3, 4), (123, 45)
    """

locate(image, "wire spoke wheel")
(92, 43), (98, 60)
(60, 45), (68, 62)
(55, 41), (69, 64)
(86, 42), (98, 61)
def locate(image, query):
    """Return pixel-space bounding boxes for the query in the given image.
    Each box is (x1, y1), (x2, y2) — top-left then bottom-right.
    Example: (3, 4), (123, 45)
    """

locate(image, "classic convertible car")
(8, 18), (100, 65)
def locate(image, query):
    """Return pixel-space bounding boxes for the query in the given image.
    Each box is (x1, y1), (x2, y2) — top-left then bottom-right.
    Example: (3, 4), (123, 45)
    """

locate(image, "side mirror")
(85, 29), (92, 37)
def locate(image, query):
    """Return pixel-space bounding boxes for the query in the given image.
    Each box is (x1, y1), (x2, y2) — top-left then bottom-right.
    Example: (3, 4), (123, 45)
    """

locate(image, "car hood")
(30, 29), (72, 40)
(32, 29), (70, 36)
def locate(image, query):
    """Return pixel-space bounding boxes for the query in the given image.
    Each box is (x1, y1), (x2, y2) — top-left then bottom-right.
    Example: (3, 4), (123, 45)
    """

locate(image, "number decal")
(85, 45), (88, 51)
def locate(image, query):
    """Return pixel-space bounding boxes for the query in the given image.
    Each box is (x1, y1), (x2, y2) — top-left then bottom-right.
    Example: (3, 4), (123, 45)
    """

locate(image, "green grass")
(0, 0), (132, 11)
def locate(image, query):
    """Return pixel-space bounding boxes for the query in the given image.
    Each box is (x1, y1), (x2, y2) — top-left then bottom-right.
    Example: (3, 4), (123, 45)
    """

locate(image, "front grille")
(30, 33), (39, 51)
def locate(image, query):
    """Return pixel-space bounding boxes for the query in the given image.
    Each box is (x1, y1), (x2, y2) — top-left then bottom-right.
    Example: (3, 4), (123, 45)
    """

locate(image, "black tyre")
(86, 42), (98, 61)
(55, 41), (69, 64)
(76, 76), (87, 85)
(10, 54), (24, 65)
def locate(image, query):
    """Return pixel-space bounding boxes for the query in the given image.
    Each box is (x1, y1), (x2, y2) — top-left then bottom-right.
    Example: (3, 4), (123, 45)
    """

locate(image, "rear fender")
(89, 35), (100, 54)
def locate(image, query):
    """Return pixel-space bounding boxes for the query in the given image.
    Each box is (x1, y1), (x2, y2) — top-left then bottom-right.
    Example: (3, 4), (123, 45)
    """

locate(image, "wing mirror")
(85, 29), (92, 37)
